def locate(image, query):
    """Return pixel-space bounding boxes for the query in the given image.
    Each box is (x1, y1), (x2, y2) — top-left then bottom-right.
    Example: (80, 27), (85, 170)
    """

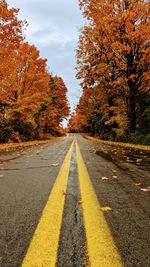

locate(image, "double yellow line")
(22, 140), (124, 267)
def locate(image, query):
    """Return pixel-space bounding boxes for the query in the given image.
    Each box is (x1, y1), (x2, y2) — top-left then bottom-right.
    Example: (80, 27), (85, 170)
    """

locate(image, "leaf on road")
(136, 159), (142, 164)
(140, 188), (150, 192)
(89, 148), (96, 154)
(101, 176), (110, 180)
(50, 163), (59, 167)
(126, 159), (134, 163)
(135, 183), (141, 186)
(101, 207), (112, 212)
(62, 190), (67, 196)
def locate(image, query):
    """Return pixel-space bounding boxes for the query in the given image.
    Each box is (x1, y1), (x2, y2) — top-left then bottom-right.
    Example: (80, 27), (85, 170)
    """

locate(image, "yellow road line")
(21, 141), (74, 267)
(76, 142), (124, 267)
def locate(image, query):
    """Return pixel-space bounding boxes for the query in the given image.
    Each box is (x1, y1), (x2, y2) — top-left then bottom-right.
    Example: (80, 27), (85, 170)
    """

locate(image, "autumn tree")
(0, 1), (69, 142)
(35, 75), (70, 136)
(69, 87), (103, 133)
(0, 0), (26, 119)
(12, 43), (50, 122)
(75, 0), (150, 143)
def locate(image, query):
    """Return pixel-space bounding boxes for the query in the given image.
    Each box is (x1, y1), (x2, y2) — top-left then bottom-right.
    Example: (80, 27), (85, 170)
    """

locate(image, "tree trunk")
(127, 80), (136, 132)
(128, 94), (136, 132)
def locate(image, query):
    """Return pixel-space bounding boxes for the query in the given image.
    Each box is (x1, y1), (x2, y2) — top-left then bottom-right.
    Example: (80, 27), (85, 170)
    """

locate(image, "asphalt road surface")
(0, 134), (149, 267)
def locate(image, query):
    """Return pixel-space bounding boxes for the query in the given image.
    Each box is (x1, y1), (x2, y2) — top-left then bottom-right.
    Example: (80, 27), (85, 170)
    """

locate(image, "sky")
(7, 0), (85, 116)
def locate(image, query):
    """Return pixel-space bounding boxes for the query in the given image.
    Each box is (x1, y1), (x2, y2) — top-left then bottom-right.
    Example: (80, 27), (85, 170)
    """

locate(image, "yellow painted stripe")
(76, 142), (124, 267)
(22, 141), (74, 267)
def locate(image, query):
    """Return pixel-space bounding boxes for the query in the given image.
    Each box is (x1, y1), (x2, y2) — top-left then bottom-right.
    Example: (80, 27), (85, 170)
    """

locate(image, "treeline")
(0, 0), (69, 143)
(69, 0), (150, 145)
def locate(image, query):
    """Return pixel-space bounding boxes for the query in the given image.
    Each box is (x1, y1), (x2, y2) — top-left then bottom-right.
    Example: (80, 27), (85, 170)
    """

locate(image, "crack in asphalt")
(57, 147), (87, 267)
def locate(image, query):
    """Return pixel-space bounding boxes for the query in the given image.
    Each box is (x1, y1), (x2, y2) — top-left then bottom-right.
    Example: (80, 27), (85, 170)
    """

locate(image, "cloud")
(7, 0), (85, 114)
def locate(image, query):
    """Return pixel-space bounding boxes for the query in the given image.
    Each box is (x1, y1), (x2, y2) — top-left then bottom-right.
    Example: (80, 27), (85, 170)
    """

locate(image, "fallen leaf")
(140, 188), (150, 192)
(101, 176), (110, 180)
(89, 148), (96, 154)
(62, 190), (67, 196)
(113, 175), (118, 179)
(50, 163), (59, 167)
(135, 183), (141, 186)
(101, 207), (112, 211)
(136, 158), (142, 163)
(126, 159), (134, 163)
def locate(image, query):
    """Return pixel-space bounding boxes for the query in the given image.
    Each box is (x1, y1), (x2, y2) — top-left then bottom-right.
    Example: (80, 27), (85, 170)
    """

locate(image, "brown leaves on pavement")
(0, 139), (58, 154)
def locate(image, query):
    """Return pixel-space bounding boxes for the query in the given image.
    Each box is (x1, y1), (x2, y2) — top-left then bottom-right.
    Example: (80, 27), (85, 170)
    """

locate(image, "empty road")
(0, 134), (150, 267)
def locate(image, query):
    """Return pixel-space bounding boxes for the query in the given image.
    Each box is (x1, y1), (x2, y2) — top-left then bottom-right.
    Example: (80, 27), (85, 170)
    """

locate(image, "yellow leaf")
(101, 207), (112, 212)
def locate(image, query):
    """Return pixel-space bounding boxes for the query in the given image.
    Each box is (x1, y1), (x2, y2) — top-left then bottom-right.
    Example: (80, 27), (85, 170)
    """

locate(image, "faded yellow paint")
(76, 142), (124, 267)
(21, 141), (74, 267)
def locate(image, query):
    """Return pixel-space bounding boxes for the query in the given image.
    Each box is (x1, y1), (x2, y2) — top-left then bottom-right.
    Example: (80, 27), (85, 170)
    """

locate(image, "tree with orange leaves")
(75, 0), (150, 143)
(35, 75), (70, 135)
(0, 0), (26, 117)
(12, 43), (50, 122)
(0, 1), (69, 142)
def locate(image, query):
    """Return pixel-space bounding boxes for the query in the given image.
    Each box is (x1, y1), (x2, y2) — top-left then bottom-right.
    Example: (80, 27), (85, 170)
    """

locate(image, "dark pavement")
(0, 134), (149, 267)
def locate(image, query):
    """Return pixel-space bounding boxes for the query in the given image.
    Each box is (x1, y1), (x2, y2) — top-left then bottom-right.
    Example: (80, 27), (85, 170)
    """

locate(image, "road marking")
(21, 141), (74, 267)
(76, 142), (124, 267)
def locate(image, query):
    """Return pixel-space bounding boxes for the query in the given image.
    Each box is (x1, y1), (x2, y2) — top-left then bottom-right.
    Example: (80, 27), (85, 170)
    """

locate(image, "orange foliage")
(0, 1), (69, 142)
(73, 0), (150, 139)
(35, 75), (70, 135)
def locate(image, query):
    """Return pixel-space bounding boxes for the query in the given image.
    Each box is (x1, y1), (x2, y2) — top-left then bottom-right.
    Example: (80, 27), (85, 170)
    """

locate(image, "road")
(0, 134), (149, 267)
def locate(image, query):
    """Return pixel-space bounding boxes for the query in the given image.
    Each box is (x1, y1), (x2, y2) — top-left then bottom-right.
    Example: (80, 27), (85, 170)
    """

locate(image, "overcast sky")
(7, 0), (85, 115)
